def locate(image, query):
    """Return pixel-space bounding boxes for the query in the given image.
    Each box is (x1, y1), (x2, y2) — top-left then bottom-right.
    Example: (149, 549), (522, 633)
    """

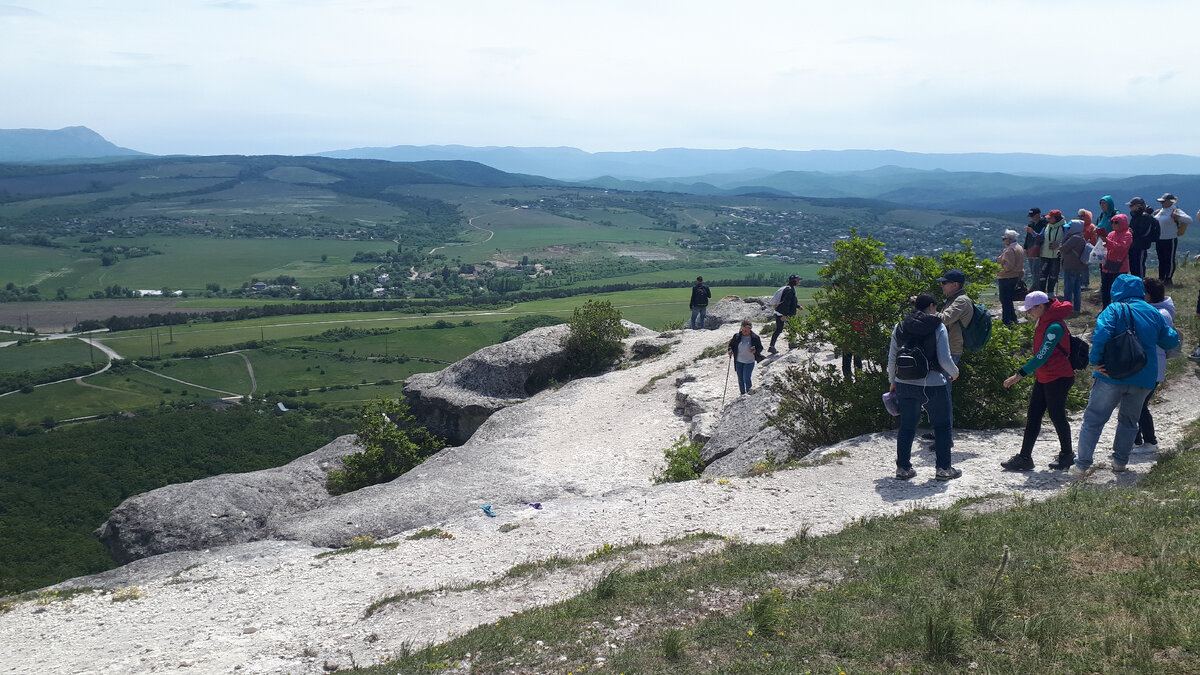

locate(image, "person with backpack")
(1099, 213), (1132, 308)
(767, 274), (800, 354)
(887, 293), (961, 481)
(1153, 193), (1191, 286)
(726, 319), (765, 395)
(1058, 219), (1089, 315)
(1134, 278), (1177, 453)
(688, 276), (712, 329)
(999, 291), (1078, 472)
(1126, 197), (1159, 279)
(934, 269), (973, 429)
(1070, 274), (1179, 477)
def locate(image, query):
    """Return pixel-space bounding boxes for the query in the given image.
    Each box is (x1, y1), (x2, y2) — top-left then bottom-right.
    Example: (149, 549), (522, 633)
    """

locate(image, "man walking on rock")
(768, 274), (801, 354)
(688, 276), (711, 329)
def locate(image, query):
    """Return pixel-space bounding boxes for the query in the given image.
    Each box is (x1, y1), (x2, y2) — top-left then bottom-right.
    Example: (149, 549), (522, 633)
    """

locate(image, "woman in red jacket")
(1000, 291), (1077, 471)
(1100, 213), (1132, 308)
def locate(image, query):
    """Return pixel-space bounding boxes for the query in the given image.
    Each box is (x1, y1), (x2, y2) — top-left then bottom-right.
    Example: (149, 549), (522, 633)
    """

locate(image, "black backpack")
(1101, 303), (1147, 379)
(895, 330), (930, 380)
(1054, 322), (1091, 370)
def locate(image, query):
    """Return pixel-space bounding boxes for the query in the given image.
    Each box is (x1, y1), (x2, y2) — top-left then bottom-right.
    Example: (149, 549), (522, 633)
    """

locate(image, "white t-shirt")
(1155, 204), (1192, 241)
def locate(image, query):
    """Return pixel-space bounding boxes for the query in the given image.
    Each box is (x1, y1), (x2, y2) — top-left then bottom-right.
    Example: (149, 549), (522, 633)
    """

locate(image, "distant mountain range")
(5, 128), (1200, 216)
(0, 126), (146, 162)
(313, 144), (1200, 181)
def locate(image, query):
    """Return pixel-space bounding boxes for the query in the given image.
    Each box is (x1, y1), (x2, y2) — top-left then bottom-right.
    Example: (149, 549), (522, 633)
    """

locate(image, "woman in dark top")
(727, 319), (764, 395)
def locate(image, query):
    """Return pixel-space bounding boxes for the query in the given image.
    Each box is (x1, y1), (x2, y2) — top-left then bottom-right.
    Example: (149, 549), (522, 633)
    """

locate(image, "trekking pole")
(721, 354), (732, 406)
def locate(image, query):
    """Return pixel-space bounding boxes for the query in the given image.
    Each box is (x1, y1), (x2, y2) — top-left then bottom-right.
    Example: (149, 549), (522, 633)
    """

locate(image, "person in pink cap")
(999, 291), (1077, 471)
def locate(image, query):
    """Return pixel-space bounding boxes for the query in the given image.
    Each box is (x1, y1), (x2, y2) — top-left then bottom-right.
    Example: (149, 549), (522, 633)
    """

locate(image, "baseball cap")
(1027, 207), (1041, 217)
(788, 274), (801, 281)
(1018, 291), (1050, 312)
(936, 269), (966, 284)
(1127, 197), (1147, 208)
(1158, 193), (1177, 203)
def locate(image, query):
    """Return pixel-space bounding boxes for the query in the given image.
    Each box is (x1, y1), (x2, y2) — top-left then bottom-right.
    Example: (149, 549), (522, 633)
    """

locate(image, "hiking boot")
(895, 467), (917, 480)
(1111, 461), (1129, 473)
(1068, 464), (1090, 478)
(768, 346), (779, 354)
(934, 466), (962, 481)
(1000, 454), (1035, 471)
(1135, 442), (1158, 453)
(1048, 454), (1075, 470)
(919, 432), (934, 441)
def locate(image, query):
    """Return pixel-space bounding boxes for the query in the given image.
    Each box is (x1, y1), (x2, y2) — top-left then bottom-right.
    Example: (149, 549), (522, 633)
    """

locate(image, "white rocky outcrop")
(3, 316), (1196, 674)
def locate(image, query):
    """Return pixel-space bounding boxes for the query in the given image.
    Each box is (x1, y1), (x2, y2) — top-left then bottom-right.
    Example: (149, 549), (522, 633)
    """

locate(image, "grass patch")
(637, 362), (686, 394)
(314, 535), (399, 559)
(355, 423), (1200, 675)
(405, 528), (446, 540)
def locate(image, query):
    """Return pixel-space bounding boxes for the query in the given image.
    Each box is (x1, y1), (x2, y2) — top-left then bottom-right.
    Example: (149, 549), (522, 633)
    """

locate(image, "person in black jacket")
(1126, 197), (1159, 278)
(768, 274), (801, 353)
(688, 276), (712, 329)
(727, 319), (764, 395)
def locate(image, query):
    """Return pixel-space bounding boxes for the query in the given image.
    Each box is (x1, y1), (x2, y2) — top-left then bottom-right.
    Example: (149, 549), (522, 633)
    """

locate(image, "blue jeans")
(1062, 269), (1083, 313)
(897, 382), (953, 470)
(689, 306), (707, 329)
(1075, 378), (1153, 470)
(734, 360), (755, 394)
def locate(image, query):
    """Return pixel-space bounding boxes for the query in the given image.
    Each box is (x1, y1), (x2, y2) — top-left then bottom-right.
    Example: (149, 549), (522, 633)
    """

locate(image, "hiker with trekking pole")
(726, 318), (765, 399)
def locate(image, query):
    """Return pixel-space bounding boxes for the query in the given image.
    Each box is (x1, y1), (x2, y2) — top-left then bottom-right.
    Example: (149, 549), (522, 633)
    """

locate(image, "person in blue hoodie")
(1070, 274), (1180, 476)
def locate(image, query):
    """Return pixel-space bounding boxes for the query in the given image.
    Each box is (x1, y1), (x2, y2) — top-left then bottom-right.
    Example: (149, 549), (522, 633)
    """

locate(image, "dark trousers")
(769, 315), (789, 348)
(1101, 272), (1118, 308)
(1136, 383), (1159, 445)
(896, 382), (952, 471)
(997, 277), (1019, 325)
(1037, 258), (1061, 295)
(1130, 248), (1149, 278)
(1156, 238), (1178, 283)
(1019, 376), (1074, 459)
(841, 352), (862, 378)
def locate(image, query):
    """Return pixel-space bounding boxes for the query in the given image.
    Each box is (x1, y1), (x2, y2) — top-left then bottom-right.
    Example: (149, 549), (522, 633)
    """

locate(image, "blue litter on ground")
(523, 502), (542, 510)
(480, 503), (496, 518)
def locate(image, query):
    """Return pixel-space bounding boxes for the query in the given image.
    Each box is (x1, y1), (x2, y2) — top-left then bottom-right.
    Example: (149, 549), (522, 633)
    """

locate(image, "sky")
(2, 0), (1200, 157)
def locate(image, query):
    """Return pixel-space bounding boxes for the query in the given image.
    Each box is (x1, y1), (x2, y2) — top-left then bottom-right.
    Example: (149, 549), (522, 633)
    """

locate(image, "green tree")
(562, 299), (628, 376)
(325, 398), (445, 495)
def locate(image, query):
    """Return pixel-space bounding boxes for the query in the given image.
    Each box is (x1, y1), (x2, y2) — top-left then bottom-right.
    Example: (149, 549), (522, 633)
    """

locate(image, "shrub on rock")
(562, 299), (627, 376)
(326, 398), (444, 495)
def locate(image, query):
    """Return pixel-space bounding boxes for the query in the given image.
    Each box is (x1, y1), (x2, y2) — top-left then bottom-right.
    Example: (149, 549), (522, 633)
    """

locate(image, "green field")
(0, 237), (398, 295)
(0, 338), (99, 372)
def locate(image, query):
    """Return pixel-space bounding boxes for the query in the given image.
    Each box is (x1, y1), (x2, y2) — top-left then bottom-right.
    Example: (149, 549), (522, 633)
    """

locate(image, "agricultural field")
(0, 337), (98, 371)
(0, 284), (800, 424)
(0, 236), (397, 296)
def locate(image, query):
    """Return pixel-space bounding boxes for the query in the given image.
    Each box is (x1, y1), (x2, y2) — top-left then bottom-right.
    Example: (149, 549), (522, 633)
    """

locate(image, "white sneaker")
(1111, 462), (1128, 472)
(1135, 443), (1158, 453)
(1068, 464), (1089, 478)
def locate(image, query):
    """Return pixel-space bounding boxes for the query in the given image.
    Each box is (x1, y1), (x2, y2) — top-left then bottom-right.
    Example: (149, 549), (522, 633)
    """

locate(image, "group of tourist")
(691, 191), (1194, 482)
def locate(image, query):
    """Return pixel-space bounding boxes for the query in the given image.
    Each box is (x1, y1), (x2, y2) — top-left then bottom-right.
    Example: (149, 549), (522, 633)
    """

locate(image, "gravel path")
(2, 327), (1197, 674)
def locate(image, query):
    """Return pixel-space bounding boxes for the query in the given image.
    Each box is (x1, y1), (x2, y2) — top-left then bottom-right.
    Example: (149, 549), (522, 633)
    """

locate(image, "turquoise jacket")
(1089, 275), (1180, 389)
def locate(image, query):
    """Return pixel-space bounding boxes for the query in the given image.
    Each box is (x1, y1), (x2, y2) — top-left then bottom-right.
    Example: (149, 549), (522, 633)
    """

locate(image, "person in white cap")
(999, 291), (1077, 472)
(1153, 193), (1191, 285)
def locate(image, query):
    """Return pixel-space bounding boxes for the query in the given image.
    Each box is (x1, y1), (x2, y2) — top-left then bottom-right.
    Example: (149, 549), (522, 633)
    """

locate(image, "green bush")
(769, 232), (1026, 456)
(767, 361), (893, 459)
(652, 435), (705, 484)
(562, 299), (627, 376)
(325, 398), (445, 495)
